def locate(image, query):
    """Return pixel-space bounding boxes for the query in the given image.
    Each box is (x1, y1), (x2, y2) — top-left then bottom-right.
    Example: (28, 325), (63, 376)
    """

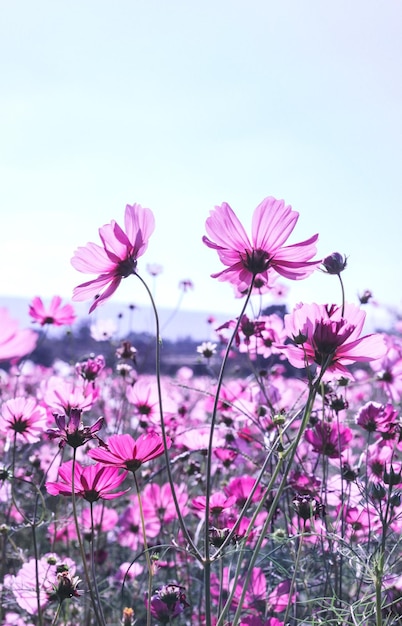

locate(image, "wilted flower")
(121, 607), (135, 626)
(293, 493), (326, 522)
(358, 289), (373, 304)
(47, 567), (82, 604)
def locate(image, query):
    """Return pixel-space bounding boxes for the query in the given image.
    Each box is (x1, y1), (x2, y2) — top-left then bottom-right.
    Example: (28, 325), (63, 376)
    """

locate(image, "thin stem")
(203, 281), (254, 626)
(337, 273), (345, 317)
(227, 362), (330, 626)
(71, 450), (105, 626)
(133, 471), (153, 626)
(50, 601), (62, 626)
(283, 527), (304, 625)
(134, 272), (202, 561)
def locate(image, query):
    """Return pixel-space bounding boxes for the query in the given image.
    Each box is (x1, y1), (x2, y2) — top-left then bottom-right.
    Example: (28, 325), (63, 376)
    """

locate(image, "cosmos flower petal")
(71, 203), (155, 312)
(203, 196), (319, 291)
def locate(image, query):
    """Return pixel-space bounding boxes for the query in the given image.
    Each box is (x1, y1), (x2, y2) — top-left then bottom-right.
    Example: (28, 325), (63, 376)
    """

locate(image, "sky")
(1, 0), (401, 331)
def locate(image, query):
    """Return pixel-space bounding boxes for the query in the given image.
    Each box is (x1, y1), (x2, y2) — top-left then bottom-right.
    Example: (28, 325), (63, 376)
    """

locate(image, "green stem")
(283, 527), (304, 625)
(337, 273), (345, 317)
(71, 450), (105, 626)
(203, 281), (254, 626)
(134, 272), (202, 561)
(133, 472), (153, 626)
(50, 601), (62, 626)
(227, 362), (329, 626)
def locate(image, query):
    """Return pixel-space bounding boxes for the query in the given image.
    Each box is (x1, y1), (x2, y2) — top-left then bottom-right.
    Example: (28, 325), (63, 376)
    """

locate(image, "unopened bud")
(322, 252), (348, 275)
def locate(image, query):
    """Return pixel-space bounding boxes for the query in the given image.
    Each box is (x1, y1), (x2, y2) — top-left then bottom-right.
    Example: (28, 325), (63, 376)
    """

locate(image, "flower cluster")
(1, 196), (399, 626)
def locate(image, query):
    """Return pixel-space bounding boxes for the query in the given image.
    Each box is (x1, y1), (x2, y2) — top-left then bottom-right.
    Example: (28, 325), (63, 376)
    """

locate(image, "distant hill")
(0, 295), (230, 342)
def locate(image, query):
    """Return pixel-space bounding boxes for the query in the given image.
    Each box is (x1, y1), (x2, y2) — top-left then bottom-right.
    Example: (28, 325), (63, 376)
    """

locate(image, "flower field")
(1, 198), (401, 626)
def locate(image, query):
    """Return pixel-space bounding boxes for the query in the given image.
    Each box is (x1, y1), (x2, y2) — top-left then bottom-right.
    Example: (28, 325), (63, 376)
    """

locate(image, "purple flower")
(46, 407), (104, 449)
(148, 584), (189, 623)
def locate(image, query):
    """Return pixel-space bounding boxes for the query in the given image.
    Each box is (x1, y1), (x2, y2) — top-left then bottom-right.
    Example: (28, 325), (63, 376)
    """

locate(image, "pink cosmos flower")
(192, 492), (237, 518)
(0, 308), (38, 361)
(75, 354), (105, 382)
(71, 203), (155, 312)
(304, 420), (353, 458)
(356, 401), (398, 435)
(370, 338), (402, 401)
(4, 554), (78, 613)
(284, 302), (387, 375)
(46, 407), (104, 449)
(81, 504), (119, 534)
(28, 296), (76, 326)
(202, 197), (319, 292)
(88, 432), (171, 472)
(224, 475), (262, 507)
(147, 584), (190, 623)
(142, 481), (189, 523)
(0, 397), (47, 444)
(46, 460), (129, 502)
(267, 579), (296, 613)
(42, 375), (99, 414)
(126, 378), (175, 428)
(117, 502), (161, 550)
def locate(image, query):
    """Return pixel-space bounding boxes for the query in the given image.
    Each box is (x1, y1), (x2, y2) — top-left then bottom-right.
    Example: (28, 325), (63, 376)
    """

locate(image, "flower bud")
(322, 252), (347, 275)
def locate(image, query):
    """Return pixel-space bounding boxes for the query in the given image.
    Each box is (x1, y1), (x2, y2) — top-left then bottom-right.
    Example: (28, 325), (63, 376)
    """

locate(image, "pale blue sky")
(1, 1), (401, 326)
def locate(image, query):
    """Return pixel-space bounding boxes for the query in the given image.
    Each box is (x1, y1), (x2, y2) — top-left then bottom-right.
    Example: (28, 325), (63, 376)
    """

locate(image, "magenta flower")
(267, 579), (296, 613)
(46, 407), (104, 449)
(46, 460), (129, 502)
(356, 401), (398, 435)
(0, 397), (47, 444)
(225, 475), (262, 507)
(284, 302), (387, 375)
(71, 203), (155, 313)
(147, 584), (190, 623)
(88, 432), (171, 472)
(192, 492), (236, 518)
(142, 481), (189, 523)
(304, 420), (353, 458)
(28, 296), (76, 326)
(117, 502), (161, 550)
(0, 308), (37, 362)
(202, 197), (319, 292)
(75, 354), (106, 382)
